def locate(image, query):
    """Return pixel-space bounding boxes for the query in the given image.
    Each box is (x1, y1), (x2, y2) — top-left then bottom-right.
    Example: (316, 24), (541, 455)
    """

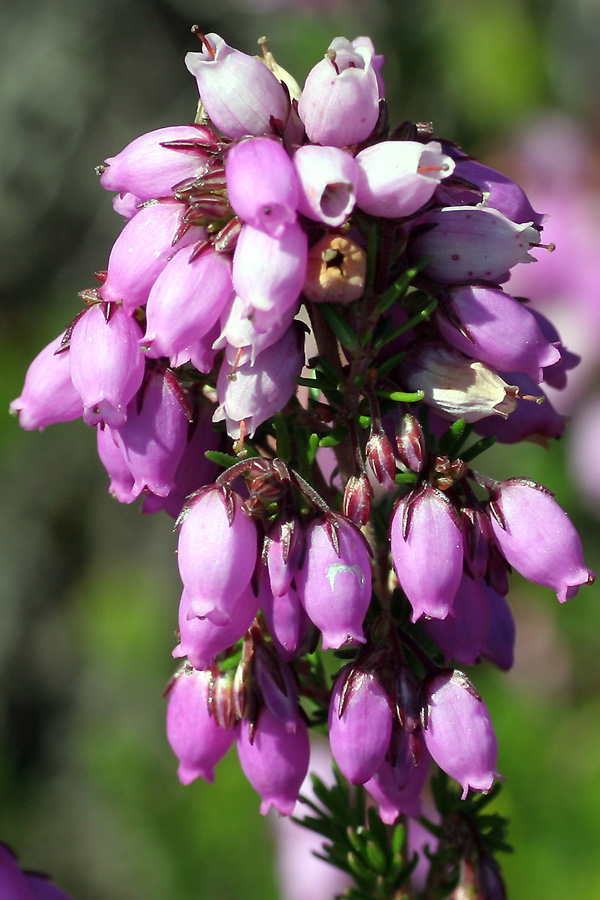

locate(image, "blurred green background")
(2, 0), (600, 897)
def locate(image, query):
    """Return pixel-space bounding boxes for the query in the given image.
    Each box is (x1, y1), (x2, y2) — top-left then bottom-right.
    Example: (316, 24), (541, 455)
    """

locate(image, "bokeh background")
(2, 0), (600, 897)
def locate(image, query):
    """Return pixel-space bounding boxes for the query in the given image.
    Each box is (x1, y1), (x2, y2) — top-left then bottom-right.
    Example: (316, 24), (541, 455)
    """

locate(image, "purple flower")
(0, 843), (73, 900)
(69, 303), (145, 428)
(293, 145), (358, 227)
(237, 707), (310, 815)
(445, 158), (544, 226)
(298, 37), (381, 147)
(488, 478), (595, 602)
(422, 670), (499, 799)
(173, 586), (259, 670)
(177, 486), (258, 623)
(423, 573), (490, 666)
(408, 206), (541, 284)
(363, 732), (430, 822)
(328, 667), (393, 784)
(258, 568), (309, 661)
(111, 368), (190, 498)
(166, 667), (237, 784)
(436, 285), (561, 382)
(390, 486), (464, 621)
(480, 586), (516, 672)
(100, 200), (205, 313)
(141, 407), (221, 518)
(10, 333), (82, 431)
(143, 244), (233, 365)
(356, 141), (455, 218)
(97, 424), (137, 504)
(214, 324), (305, 440)
(185, 33), (290, 139)
(295, 514), (372, 650)
(226, 137), (299, 237)
(99, 124), (218, 202)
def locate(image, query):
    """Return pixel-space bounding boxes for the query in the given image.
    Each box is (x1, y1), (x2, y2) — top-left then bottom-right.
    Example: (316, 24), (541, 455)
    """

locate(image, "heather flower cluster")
(10, 29), (595, 897)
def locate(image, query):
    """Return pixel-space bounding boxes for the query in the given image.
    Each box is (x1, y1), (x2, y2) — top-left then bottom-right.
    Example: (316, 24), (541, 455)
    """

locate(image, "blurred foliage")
(2, 0), (600, 898)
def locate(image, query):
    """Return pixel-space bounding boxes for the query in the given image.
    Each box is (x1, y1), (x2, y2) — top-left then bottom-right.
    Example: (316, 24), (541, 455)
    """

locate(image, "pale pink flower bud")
(295, 514), (372, 650)
(177, 486), (258, 623)
(185, 33), (290, 139)
(69, 303), (145, 428)
(390, 486), (463, 621)
(298, 37), (380, 147)
(409, 206), (541, 284)
(422, 670), (499, 799)
(226, 137), (299, 237)
(488, 478), (595, 602)
(99, 125), (217, 202)
(356, 141), (454, 218)
(10, 333), (82, 431)
(402, 343), (518, 423)
(100, 200), (205, 313)
(328, 668), (393, 784)
(166, 668), (237, 784)
(237, 707), (310, 815)
(293, 145), (358, 226)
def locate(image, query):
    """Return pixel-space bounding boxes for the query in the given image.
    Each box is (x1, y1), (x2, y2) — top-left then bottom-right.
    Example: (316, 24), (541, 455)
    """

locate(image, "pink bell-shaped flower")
(143, 244), (233, 364)
(258, 567), (309, 661)
(166, 667), (237, 784)
(99, 124), (218, 202)
(298, 37), (380, 147)
(364, 732), (431, 822)
(295, 514), (372, 650)
(293, 145), (358, 227)
(69, 303), (145, 428)
(390, 486), (464, 621)
(488, 478), (595, 602)
(97, 424), (137, 504)
(100, 200), (205, 313)
(111, 368), (190, 498)
(237, 706), (310, 815)
(173, 586), (259, 670)
(214, 324), (305, 440)
(356, 141), (455, 218)
(10, 333), (82, 431)
(225, 137), (299, 237)
(185, 33), (290, 139)
(328, 667), (393, 784)
(423, 573), (491, 667)
(232, 220), (307, 317)
(421, 670), (499, 799)
(177, 486), (258, 623)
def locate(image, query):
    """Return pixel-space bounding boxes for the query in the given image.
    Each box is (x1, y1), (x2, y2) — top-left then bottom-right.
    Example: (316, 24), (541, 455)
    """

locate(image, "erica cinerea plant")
(9, 25), (595, 900)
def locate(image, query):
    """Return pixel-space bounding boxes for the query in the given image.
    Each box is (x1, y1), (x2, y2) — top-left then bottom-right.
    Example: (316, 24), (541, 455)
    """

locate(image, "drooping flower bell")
(488, 478), (595, 602)
(422, 670), (499, 799)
